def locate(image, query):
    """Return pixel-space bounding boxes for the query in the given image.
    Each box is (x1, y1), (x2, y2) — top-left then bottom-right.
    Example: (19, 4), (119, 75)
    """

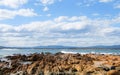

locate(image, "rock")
(0, 53), (120, 75)
(27, 53), (43, 61)
(10, 71), (24, 75)
(103, 66), (110, 71)
(107, 70), (120, 75)
(111, 66), (116, 70)
(116, 67), (120, 71)
(27, 61), (39, 74)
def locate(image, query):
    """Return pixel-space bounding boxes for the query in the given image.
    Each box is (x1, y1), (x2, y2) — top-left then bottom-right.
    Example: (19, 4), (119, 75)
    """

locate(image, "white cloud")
(0, 15), (120, 47)
(54, 16), (68, 22)
(36, 0), (61, 11)
(76, 0), (115, 7)
(46, 14), (51, 17)
(99, 0), (113, 3)
(76, 0), (97, 7)
(92, 13), (100, 16)
(68, 16), (79, 21)
(114, 4), (120, 8)
(16, 21), (54, 32)
(0, 9), (16, 20)
(17, 9), (37, 17)
(60, 22), (89, 30)
(43, 6), (49, 11)
(40, 0), (54, 6)
(0, 24), (14, 32)
(0, 0), (28, 8)
(0, 8), (37, 20)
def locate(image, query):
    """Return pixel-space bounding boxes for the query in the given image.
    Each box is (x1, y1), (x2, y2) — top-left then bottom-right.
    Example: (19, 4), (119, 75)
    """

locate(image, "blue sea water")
(0, 48), (120, 57)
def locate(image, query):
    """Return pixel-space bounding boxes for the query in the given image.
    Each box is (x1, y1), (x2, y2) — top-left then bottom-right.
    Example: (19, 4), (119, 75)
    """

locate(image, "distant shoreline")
(0, 45), (120, 49)
(1, 47), (120, 50)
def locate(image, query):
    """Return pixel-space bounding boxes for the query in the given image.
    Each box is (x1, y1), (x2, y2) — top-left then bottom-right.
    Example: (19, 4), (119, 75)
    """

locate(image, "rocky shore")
(0, 52), (120, 75)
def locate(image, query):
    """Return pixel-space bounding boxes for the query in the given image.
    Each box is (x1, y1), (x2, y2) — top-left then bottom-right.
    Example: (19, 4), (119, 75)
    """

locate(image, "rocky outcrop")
(0, 53), (120, 75)
(107, 70), (120, 75)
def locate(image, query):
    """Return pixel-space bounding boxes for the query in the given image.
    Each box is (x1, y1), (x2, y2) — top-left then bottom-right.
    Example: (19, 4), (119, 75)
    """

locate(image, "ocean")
(0, 48), (120, 57)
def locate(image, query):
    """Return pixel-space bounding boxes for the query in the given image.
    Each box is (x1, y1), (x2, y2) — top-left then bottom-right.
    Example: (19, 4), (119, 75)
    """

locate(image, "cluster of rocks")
(0, 52), (120, 75)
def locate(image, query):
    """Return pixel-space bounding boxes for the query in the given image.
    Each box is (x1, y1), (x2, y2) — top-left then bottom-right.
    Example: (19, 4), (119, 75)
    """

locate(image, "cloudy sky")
(0, 0), (120, 47)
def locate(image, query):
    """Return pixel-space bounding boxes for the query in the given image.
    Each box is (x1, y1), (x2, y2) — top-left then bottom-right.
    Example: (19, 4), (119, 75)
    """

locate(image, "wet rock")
(103, 66), (110, 71)
(111, 66), (116, 70)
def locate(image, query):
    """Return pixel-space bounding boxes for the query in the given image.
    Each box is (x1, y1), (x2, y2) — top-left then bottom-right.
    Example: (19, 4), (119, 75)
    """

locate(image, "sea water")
(0, 48), (120, 57)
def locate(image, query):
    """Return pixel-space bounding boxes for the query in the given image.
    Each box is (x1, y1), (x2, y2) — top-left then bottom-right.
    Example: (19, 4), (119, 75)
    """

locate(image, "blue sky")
(0, 0), (120, 47)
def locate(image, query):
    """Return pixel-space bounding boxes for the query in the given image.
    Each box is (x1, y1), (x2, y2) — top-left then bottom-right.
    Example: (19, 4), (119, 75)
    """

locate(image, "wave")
(0, 49), (19, 51)
(60, 50), (120, 55)
(61, 51), (78, 54)
(61, 51), (90, 54)
(61, 50), (96, 54)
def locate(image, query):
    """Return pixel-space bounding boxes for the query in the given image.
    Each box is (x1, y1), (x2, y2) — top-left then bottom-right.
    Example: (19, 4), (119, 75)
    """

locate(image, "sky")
(0, 0), (120, 47)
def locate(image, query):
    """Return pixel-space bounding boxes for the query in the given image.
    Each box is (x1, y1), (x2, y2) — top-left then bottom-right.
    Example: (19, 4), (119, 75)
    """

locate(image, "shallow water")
(0, 48), (120, 57)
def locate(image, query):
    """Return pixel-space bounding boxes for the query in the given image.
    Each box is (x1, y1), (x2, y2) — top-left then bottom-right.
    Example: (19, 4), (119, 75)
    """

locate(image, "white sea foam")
(1, 49), (19, 51)
(60, 50), (120, 55)
(61, 51), (91, 54)
(61, 51), (78, 54)
(0, 55), (10, 58)
(20, 61), (32, 65)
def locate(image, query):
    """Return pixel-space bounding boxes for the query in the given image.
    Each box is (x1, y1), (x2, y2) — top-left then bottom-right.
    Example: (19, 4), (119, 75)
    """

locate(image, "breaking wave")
(1, 49), (19, 51)
(60, 50), (120, 55)
(61, 51), (78, 54)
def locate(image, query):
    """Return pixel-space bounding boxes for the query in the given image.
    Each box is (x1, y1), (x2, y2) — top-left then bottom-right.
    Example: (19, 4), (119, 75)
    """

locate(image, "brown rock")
(107, 70), (120, 75)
